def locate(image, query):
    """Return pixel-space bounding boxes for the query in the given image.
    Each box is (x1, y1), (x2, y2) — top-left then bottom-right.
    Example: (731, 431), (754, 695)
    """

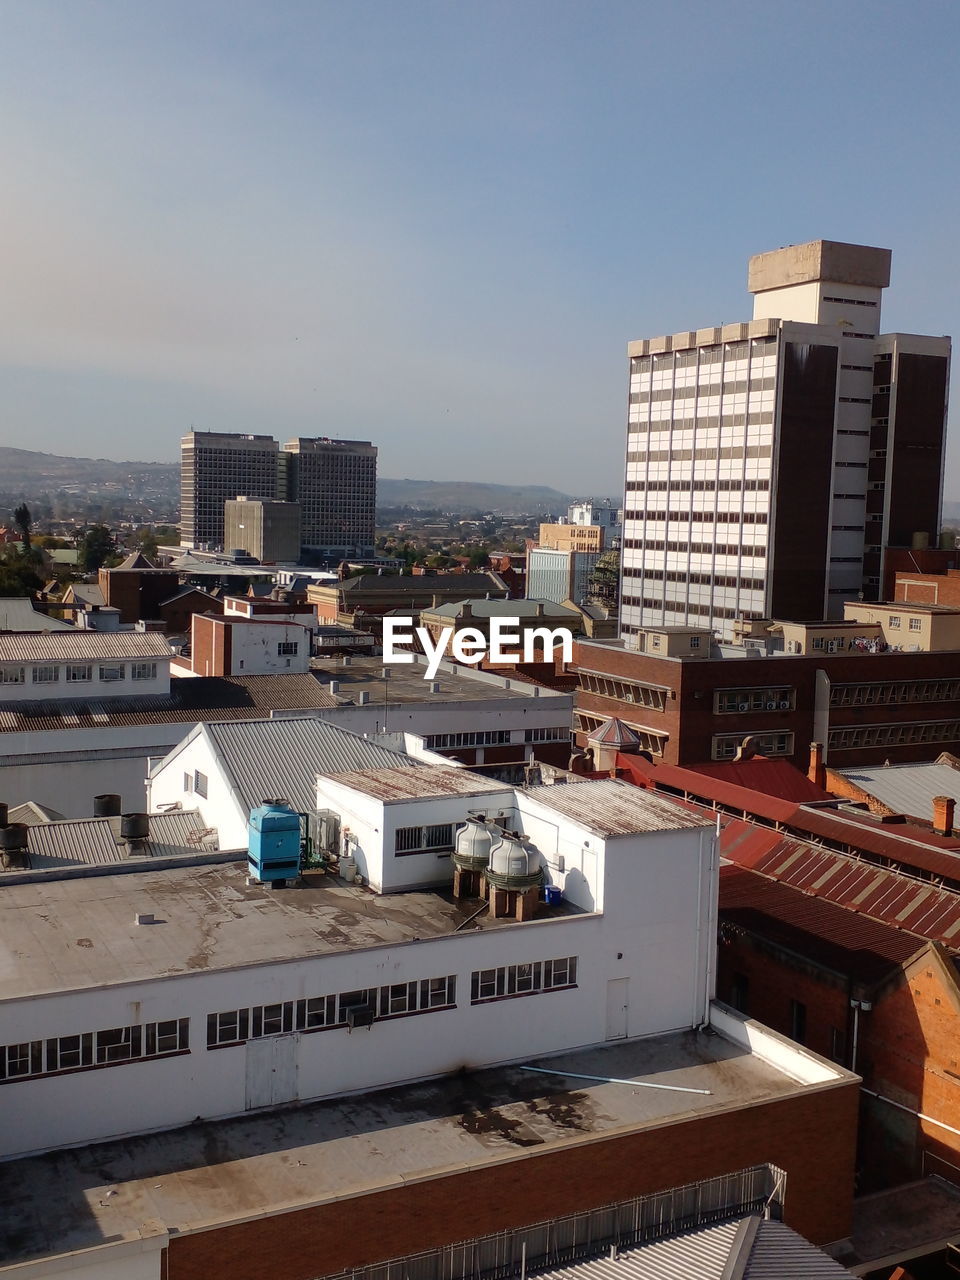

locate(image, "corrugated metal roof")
(0, 631), (173, 662)
(719, 864), (925, 981)
(321, 765), (509, 801)
(207, 717), (422, 815)
(526, 779), (713, 836)
(838, 761), (960, 823)
(720, 818), (960, 947)
(0, 598), (74, 632)
(4, 810), (215, 872)
(531, 1217), (854, 1280)
(682, 758), (833, 804)
(6, 800), (65, 825)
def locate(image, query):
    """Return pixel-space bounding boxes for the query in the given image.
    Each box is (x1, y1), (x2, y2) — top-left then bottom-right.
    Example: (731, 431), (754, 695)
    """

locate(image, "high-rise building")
(281, 437), (377, 556)
(621, 240), (950, 643)
(180, 432), (279, 550)
(180, 432), (377, 559)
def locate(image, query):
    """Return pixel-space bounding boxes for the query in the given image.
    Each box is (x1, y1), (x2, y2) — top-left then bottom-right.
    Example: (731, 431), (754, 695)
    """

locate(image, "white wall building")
(0, 776), (717, 1160)
(0, 632), (172, 704)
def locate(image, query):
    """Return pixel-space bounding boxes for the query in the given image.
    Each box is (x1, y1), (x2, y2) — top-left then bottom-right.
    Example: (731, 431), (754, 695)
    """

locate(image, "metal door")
(245, 1033), (299, 1110)
(605, 977), (629, 1040)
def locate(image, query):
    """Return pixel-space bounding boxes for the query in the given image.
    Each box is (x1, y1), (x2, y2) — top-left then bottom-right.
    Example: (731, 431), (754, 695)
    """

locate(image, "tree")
(78, 524), (117, 572)
(13, 503), (31, 549)
(0, 555), (42, 597)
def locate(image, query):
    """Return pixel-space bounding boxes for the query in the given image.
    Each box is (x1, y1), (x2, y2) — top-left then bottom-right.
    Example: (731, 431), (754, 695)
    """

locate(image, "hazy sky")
(1, 1), (959, 496)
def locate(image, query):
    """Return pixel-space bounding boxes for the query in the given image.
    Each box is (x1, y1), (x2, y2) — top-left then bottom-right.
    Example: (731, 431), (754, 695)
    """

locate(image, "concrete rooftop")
(0, 862), (582, 1001)
(311, 655), (564, 704)
(0, 1031), (810, 1268)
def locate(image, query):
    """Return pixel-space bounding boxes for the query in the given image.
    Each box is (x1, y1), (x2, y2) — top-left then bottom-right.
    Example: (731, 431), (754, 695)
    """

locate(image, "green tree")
(78, 524), (117, 572)
(0, 553), (42, 597)
(13, 503), (31, 549)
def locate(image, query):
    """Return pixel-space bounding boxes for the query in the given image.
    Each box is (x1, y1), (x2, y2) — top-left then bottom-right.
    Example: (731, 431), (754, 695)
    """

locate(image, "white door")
(605, 978), (629, 1040)
(245, 1034), (299, 1110)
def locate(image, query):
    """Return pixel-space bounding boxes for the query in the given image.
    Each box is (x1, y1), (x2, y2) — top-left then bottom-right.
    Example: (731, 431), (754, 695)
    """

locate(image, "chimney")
(933, 795), (955, 837)
(808, 742), (826, 790)
(461, 601), (472, 620)
(536, 602), (546, 618)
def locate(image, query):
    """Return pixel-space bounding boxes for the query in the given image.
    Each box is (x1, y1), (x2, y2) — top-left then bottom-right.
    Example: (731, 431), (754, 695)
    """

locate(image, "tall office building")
(621, 240), (950, 643)
(181, 432), (377, 559)
(180, 432), (279, 550)
(281, 438), (377, 556)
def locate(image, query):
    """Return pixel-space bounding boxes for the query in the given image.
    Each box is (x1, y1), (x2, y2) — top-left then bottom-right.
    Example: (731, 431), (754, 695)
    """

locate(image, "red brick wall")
(191, 615), (231, 677)
(166, 1084), (858, 1280)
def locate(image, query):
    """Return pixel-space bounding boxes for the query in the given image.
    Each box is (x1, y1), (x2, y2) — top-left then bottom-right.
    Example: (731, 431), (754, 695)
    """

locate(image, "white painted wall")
(0, 658), (171, 704)
(146, 727), (250, 849)
(0, 813), (716, 1158)
(0, 1240), (163, 1280)
(221, 622), (311, 676)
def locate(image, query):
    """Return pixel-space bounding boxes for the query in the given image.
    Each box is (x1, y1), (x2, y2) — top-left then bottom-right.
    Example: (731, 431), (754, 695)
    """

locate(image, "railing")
(315, 1164), (785, 1280)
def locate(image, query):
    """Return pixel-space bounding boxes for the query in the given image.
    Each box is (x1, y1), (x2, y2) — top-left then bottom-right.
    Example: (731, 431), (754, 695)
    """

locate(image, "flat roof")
(313, 655), (560, 704)
(526, 779), (713, 837)
(0, 862), (581, 1001)
(0, 1030), (824, 1267)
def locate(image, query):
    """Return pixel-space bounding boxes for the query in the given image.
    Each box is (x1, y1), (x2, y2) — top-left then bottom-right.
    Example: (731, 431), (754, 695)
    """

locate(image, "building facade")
(621, 241), (951, 642)
(281, 437), (377, 556)
(180, 432), (280, 550)
(224, 497), (302, 563)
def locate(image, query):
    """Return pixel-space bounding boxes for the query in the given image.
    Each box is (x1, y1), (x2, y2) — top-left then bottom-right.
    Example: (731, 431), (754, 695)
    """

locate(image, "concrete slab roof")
(0, 862), (581, 1000)
(0, 1030), (824, 1268)
(525, 779), (713, 837)
(321, 764), (510, 802)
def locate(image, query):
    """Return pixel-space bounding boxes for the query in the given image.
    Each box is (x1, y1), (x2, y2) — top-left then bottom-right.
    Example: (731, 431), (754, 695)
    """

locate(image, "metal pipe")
(519, 1065), (711, 1096)
(861, 1088), (960, 1140)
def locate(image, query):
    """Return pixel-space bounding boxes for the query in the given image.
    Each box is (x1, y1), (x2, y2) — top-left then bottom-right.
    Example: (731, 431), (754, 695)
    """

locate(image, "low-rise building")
(174, 614), (313, 677)
(308, 571), (510, 625)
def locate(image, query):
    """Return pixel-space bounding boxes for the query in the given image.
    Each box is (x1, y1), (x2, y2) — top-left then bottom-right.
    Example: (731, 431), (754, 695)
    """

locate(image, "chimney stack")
(933, 795), (956, 837)
(808, 742), (826, 790)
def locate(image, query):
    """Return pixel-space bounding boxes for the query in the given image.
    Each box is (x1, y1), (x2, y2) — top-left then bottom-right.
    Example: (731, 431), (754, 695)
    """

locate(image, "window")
(715, 687), (794, 714)
(277, 642), (299, 656)
(524, 727), (570, 743)
(96, 1026), (142, 1064)
(252, 1002), (295, 1038)
(131, 662), (157, 680)
(99, 664), (125, 682)
(31, 665), (59, 684)
(422, 731), (512, 749)
(207, 1009), (249, 1047)
(470, 956), (578, 1004)
(297, 995), (336, 1030)
(712, 731), (794, 761)
(183, 772), (192, 794)
(909, 617), (922, 632)
(888, 616), (901, 629)
(193, 770), (208, 799)
(0, 1041), (42, 1080)
(145, 1019), (189, 1056)
(66, 664), (92, 683)
(394, 824), (454, 855)
(830, 1027), (846, 1064)
(790, 999), (807, 1045)
(337, 989), (374, 1022)
(689, 636), (701, 650)
(0, 666), (24, 684)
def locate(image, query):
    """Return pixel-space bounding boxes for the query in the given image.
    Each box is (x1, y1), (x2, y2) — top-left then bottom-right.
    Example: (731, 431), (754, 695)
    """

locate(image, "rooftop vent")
(120, 813), (150, 852)
(0, 822), (29, 869)
(94, 793), (122, 818)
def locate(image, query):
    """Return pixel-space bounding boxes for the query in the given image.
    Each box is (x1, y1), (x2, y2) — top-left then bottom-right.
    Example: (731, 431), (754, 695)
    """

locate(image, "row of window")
(0, 661), (158, 686)
(626, 598), (765, 622)
(579, 672), (668, 711)
(715, 688), (794, 714)
(887, 616), (924, 632)
(574, 711), (665, 754)
(471, 957), (577, 1002)
(629, 376), (776, 402)
(828, 721), (960, 750)
(423, 730), (512, 749)
(625, 445), (773, 462)
(624, 568), (765, 591)
(623, 511), (769, 525)
(628, 418), (774, 436)
(622, 538), (766, 558)
(524, 727), (571, 743)
(629, 338), (776, 374)
(395, 824), (454, 855)
(830, 679), (960, 707)
(0, 1020), (189, 1082)
(625, 479), (770, 493)
(712, 731), (793, 760)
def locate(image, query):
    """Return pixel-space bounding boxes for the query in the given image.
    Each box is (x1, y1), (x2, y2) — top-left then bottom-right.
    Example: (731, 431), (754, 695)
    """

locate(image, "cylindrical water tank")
(485, 832), (543, 890)
(0, 823), (28, 852)
(453, 819), (496, 872)
(339, 854), (358, 883)
(94, 794), (122, 818)
(120, 813), (150, 842)
(912, 531), (930, 550)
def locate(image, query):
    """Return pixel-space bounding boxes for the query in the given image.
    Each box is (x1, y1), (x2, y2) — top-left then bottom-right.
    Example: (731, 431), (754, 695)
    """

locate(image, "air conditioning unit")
(765, 701), (777, 711)
(779, 700), (790, 710)
(827, 642), (838, 653)
(738, 702), (749, 712)
(346, 1005), (375, 1030)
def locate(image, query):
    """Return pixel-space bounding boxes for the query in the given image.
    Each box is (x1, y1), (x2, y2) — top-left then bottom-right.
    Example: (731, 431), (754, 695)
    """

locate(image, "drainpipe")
(849, 997), (872, 1073)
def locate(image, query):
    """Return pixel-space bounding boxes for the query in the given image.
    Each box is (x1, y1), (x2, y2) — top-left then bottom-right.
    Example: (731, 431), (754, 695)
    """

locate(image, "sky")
(1, 0), (959, 497)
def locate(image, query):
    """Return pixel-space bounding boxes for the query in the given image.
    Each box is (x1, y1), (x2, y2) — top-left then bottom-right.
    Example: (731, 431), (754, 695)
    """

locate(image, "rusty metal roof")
(320, 764), (508, 802)
(527, 778), (713, 837)
(720, 818), (960, 947)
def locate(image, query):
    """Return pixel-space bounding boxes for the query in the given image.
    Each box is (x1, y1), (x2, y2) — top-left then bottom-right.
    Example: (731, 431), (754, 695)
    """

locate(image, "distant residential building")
(538, 522), (605, 553)
(98, 552), (180, 624)
(567, 501), (621, 541)
(180, 431), (280, 550)
(418, 598), (584, 651)
(224, 497), (301, 563)
(308, 571), (510, 626)
(0, 631), (173, 704)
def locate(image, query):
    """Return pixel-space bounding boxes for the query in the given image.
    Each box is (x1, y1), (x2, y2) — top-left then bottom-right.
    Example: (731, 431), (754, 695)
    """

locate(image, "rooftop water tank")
(452, 818), (496, 873)
(485, 832), (543, 891)
(248, 802), (301, 885)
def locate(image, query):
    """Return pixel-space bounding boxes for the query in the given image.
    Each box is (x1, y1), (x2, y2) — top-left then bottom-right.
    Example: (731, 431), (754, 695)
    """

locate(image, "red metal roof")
(683, 758), (832, 804)
(616, 754), (800, 824)
(720, 817), (960, 948)
(719, 863), (926, 983)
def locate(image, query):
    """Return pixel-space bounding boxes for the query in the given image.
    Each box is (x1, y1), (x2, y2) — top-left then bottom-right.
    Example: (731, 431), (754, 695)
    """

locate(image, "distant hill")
(0, 447), (605, 517)
(376, 478), (583, 514)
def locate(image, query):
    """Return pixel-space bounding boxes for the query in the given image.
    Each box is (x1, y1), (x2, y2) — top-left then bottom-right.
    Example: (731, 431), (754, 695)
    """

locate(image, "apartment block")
(281, 436), (377, 556)
(180, 431), (280, 550)
(622, 241), (950, 641)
